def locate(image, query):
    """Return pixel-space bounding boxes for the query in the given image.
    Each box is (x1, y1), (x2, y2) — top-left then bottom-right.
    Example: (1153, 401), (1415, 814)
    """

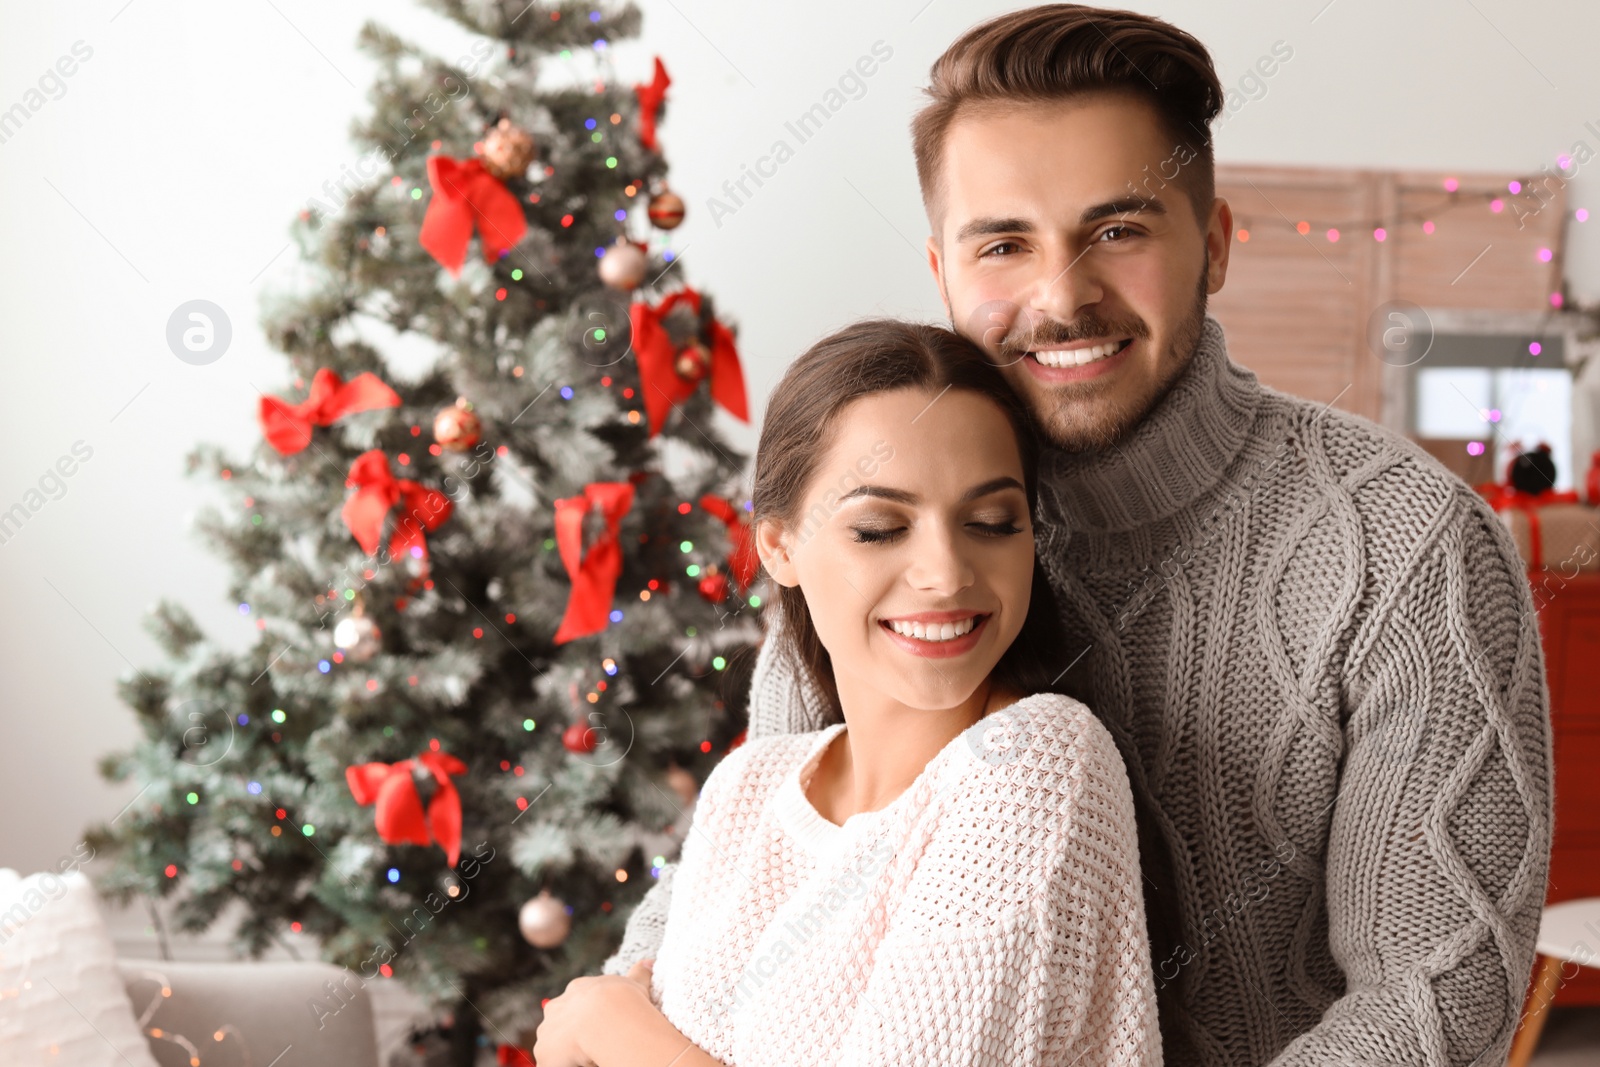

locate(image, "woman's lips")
(877, 613), (990, 659)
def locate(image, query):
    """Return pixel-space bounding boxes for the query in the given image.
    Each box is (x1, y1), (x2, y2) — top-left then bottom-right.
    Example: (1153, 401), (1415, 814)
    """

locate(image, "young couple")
(535, 5), (1554, 1066)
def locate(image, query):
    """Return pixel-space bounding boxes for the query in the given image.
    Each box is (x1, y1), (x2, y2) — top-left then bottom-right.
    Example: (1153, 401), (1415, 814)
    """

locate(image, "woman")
(534, 320), (1161, 1066)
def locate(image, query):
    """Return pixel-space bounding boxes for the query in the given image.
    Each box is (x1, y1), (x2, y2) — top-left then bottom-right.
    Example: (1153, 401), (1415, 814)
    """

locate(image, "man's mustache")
(957, 299), (1150, 363)
(995, 318), (1149, 360)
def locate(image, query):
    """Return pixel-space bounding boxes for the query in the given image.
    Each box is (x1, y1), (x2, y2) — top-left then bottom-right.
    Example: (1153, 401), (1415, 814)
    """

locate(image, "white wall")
(3, 0), (1598, 950)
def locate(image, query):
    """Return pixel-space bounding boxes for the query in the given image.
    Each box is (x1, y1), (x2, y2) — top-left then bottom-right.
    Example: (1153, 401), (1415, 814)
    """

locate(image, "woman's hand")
(532, 959), (655, 1067)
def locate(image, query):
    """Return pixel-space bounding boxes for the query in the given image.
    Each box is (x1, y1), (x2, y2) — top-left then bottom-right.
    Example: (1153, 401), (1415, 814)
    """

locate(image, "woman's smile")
(877, 611), (992, 658)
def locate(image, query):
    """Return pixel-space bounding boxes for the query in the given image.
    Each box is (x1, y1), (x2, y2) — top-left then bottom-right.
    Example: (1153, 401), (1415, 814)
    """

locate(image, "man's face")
(926, 91), (1233, 452)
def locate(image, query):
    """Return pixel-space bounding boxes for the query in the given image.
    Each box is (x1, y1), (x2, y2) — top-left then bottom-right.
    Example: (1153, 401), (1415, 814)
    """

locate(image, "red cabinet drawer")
(1534, 574), (1600, 1006)
(1554, 730), (1600, 844)
(1553, 603), (1600, 722)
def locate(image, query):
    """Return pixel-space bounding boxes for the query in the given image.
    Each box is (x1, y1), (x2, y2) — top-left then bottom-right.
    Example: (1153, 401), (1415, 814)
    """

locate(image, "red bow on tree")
(418, 155), (527, 276)
(345, 751), (467, 866)
(699, 494), (759, 593)
(633, 56), (671, 152)
(258, 368), (400, 455)
(341, 451), (453, 582)
(628, 288), (748, 437)
(553, 481), (635, 644)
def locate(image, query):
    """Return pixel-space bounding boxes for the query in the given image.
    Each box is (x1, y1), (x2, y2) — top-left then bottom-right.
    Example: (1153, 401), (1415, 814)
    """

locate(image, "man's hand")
(532, 960), (656, 1067)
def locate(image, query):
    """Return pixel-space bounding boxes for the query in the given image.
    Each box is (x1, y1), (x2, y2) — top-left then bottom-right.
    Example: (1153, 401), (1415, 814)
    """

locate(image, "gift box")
(1495, 502), (1600, 572)
(1474, 446), (1600, 572)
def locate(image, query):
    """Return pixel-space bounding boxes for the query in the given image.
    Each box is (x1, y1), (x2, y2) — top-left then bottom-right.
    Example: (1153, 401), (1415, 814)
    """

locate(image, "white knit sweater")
(646, 692), (1162, 1067)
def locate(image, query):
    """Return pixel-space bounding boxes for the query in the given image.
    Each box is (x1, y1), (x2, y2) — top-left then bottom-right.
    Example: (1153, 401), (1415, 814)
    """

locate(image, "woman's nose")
(905, 525), (975, 594)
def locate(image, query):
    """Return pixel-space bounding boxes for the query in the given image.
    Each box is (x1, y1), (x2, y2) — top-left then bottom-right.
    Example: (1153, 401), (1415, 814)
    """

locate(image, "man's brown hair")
(911, 3), (1224, 239)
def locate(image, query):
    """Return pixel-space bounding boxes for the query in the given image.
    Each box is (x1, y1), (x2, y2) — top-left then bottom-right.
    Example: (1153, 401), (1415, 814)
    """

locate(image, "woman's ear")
(754, 518), (799, 588)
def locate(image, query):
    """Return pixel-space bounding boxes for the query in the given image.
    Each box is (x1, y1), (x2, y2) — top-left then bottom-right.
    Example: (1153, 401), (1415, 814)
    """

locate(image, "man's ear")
(1204, 196), (1234, 295)
(754, 518), (799, 588)
(926, 234), (949, 319)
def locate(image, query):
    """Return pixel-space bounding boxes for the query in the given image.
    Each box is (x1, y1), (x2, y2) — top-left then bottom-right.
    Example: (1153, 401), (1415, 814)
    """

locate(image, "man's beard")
(956, 256), (1211, 454)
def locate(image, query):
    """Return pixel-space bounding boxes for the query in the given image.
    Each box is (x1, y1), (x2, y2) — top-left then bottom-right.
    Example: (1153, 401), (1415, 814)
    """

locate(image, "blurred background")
(4, 1), (1600, 1063)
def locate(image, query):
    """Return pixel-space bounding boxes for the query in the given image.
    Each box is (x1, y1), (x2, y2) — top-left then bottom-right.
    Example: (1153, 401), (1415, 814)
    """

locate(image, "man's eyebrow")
(837, 476), (1025, 505)
(1082, 194), (1167, 224)
(953, 196), (1167, 244)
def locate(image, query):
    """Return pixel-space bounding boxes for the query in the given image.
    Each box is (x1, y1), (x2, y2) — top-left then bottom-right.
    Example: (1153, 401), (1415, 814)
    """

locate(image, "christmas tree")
(85, 2), (762, 1062)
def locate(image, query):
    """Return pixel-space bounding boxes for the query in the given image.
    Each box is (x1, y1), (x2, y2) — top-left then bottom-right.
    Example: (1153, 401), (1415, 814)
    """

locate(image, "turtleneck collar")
(1036, 314), (1262, 535)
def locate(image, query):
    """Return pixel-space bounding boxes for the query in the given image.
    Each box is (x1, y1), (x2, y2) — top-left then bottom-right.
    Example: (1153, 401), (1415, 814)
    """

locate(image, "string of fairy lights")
(1232, 169), (1588, 315)
(1229, 163), (1597, 478)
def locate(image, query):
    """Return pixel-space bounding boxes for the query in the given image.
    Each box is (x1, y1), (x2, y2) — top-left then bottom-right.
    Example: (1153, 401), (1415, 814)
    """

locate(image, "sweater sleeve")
(600, 859), (676, 976)
(602, 615), (819, 976)
(601, 623), (799, 975)
(1035, 715), (1164, 1067)
(599, 737), (753, 978)
(1267, 494), (1554, 1066)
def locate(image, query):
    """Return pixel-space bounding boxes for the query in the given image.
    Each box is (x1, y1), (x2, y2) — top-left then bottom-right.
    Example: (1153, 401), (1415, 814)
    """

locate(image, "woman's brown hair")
(751, 318), (1067, 723)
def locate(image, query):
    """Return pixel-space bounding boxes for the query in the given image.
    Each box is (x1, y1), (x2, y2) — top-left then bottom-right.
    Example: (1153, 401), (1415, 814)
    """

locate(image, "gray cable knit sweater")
(603, 314), (1555, 1067)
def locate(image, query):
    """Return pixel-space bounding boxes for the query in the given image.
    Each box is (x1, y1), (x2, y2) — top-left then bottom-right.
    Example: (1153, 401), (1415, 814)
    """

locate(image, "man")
(604, 6), (1554, 1065)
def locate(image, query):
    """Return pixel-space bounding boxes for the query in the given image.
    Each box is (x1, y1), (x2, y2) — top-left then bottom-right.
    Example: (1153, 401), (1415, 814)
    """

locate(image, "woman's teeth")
(1032, 338), (1127, 368)
(885, 616), (978, 642)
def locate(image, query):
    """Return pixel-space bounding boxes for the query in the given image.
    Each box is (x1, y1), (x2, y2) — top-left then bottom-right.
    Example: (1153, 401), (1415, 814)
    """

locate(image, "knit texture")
(606, 314), (1555, 1066)
(641, 692), (1160, 1066)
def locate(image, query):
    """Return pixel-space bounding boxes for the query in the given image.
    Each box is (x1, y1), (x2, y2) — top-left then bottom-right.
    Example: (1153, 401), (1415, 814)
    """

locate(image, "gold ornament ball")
(434, 399), (482, 451)
(333, 614), (382, 662)
(518, 890), (572, 948)
(647, 190), (686, 229)
(478, 118), (537, 181)
(598, 240), (649, 291)
(674, 340), (710, 381)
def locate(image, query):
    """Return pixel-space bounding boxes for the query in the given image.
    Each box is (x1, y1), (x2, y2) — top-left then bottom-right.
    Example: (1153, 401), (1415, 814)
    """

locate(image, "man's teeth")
(1032, 339), (1126, 368)
(886, 616), (978, 642)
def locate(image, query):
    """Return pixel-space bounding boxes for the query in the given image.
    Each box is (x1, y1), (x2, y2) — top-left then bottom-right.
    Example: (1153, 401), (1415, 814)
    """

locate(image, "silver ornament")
(597, 239), (648, 291)
(518, 890), (571, 948)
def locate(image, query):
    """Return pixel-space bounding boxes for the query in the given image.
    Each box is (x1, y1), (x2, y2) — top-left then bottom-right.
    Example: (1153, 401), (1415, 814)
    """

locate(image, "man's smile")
(1024, 336), (1136, 380)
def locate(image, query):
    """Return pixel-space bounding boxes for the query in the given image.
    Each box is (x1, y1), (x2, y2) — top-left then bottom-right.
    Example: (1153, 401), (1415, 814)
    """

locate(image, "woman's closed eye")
(847, 516), (1024, 544)
(849, 524), (903, 544)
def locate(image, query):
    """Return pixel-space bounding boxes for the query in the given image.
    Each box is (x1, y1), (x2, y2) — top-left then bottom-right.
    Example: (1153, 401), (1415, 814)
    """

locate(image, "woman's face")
(758, 386), (1036, 712)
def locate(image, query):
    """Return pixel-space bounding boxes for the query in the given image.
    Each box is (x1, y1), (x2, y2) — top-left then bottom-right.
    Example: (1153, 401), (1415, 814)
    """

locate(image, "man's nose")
(1027, 246), (1105, 332)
